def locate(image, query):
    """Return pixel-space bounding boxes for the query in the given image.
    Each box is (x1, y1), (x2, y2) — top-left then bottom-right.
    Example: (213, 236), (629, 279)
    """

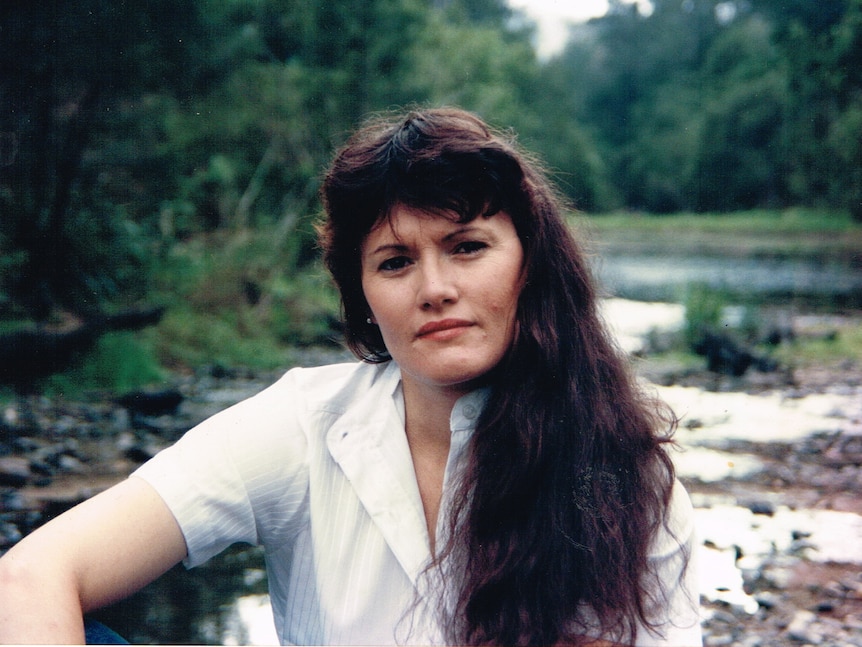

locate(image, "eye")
(454, 240), (488, 255)
(378, 256), (412, 272)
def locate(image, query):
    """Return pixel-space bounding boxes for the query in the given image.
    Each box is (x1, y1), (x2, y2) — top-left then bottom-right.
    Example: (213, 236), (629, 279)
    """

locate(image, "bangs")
(379, 151), (509, 224)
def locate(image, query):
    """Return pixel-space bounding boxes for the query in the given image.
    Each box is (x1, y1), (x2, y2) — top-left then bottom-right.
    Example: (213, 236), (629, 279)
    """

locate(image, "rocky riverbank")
(678, 354), (862, 647)
(1, 342), (861, 646)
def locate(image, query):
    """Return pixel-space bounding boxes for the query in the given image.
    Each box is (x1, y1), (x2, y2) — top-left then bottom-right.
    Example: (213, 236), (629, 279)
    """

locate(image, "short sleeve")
(133, 369), (311, 568)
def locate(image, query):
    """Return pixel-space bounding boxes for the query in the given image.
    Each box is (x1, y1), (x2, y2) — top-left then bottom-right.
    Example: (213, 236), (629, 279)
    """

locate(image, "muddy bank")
(1, 339), (861, 645)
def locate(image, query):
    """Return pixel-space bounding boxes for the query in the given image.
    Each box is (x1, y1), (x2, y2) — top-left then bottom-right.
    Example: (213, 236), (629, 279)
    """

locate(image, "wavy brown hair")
(319, 107), (681, 646)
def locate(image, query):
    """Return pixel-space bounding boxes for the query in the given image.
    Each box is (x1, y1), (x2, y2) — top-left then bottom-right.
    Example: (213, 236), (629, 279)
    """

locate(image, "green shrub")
(682, 283), (726, 346)
(145, 226), (341, 370)
(42, 332), (165, 397)
(152, 303), (301, 371)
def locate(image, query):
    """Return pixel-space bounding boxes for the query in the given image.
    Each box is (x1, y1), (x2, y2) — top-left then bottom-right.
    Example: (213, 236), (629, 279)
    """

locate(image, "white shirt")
(133, 361), (702, 646)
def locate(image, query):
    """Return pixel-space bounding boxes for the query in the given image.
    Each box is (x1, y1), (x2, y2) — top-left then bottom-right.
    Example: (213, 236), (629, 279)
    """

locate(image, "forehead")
(363, 204), (508, 248)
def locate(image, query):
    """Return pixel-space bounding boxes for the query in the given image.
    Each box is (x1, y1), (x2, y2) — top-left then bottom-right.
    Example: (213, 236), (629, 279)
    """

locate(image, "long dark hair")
(319, 107), (680, 646)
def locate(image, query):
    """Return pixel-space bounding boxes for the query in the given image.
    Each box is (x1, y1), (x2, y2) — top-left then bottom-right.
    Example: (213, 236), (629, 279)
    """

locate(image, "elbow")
(0, 547), (87, 642)
(0, 541), (83, 607)
(0, 548), (34, 593)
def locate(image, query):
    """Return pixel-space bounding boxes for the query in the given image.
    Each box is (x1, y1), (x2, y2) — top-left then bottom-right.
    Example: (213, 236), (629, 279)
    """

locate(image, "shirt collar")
(325, 363), (490, 583)
(449, 387), (490, 434)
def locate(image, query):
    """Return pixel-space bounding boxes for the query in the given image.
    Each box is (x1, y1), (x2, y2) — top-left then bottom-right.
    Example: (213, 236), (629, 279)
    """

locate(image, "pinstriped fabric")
(134, 362), (455, 644)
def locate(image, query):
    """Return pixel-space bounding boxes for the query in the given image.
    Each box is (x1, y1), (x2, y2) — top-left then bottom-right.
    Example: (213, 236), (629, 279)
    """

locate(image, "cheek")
(492, 265), (524, 315)
(477, 286), (522, 342)
(361, 275), (383, 315)
(489, 289), (519, 317)
(364, 284), (402, 337)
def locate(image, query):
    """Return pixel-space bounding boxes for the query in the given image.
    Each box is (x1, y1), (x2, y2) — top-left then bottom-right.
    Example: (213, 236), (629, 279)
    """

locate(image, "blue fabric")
(84, 618), (129, 644)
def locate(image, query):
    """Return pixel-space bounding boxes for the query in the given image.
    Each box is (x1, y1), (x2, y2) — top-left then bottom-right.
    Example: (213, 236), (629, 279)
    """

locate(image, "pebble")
(1, 489), (26, 511)
(0, 457), (32, 487)
(754, 591), (781, 610)
(747, 500), (776, 516)
(0, 521), (22, 546)
(786, 610), (823, 644)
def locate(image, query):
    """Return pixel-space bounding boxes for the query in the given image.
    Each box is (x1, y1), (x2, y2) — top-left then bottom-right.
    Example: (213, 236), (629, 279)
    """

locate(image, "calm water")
(596, 253), (862, 305)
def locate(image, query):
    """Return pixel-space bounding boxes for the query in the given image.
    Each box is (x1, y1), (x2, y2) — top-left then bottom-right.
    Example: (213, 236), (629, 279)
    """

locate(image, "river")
(596, 251), (862, 306)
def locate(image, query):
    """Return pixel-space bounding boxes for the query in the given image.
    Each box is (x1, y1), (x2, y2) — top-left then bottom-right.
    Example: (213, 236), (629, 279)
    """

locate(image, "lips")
(416, 318), (473, 338)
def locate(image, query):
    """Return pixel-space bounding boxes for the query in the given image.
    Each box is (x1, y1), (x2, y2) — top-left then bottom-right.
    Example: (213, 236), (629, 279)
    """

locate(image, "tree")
(828, 0), (862, 220)
(689, 14), (788, 210)
(552, 0), (730, 212)
(541, 0), (862, 215)
(0, 0), (213, 318)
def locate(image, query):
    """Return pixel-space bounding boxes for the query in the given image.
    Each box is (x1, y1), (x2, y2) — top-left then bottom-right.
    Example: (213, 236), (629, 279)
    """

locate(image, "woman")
(0, 108), (700, 646)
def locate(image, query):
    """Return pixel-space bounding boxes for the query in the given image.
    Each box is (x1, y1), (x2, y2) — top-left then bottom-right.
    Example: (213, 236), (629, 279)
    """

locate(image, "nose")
(416, 257), (458, 310)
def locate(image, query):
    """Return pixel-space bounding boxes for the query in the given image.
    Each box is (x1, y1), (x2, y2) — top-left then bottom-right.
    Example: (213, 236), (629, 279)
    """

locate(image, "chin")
(436, 369), (496, 392)
(402, 353), (504, 392)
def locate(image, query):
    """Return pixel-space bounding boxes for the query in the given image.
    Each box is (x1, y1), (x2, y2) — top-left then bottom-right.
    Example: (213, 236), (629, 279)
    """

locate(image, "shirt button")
(463, 404), (478, 419)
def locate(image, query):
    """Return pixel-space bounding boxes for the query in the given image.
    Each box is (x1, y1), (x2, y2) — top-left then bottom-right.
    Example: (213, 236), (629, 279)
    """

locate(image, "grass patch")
(772, 319), (862, 367)
(682, 284), (726, 347)
(146, 227), (341, 371)
(151, 307), (292, 371)
(583, 207), (858, 234)
(576, 207), (862, 258)
(1, 226), (343, 394)
(41, 332), (166, 397)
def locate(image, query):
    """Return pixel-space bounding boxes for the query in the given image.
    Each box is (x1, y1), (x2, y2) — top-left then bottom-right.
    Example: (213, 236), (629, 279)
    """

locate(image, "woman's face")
(361, 204), (524, 396)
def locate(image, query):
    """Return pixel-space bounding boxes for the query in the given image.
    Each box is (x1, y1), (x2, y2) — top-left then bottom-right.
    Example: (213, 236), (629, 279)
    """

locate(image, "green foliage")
(829, 101), (862, 221)
(587, 208), (860, 232)
(153, 307), (291, 370)
(41, 333), (166, 397)
(682, 284), (727, 347)
(147, 227), (340, 370)
(267, 271), (342, 346)
(2, 0), (861, 382)
(688, 16), (788, 210)
(0, 0), (216, 317)
(548, 0), (862, 216)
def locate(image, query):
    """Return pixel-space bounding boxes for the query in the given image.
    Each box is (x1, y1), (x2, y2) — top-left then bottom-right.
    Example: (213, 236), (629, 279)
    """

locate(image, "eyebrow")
(366, 242), (409, 256)
(365, 225), (485, 257)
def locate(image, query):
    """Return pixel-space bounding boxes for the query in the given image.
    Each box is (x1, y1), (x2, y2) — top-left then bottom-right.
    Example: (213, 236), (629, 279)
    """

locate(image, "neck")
(402, 378), (462, 449)
(401, 377), (464, 553)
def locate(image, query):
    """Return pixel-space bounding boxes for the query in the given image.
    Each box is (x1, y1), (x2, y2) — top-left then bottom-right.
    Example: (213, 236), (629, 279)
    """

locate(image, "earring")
(366, 317), (373, 325)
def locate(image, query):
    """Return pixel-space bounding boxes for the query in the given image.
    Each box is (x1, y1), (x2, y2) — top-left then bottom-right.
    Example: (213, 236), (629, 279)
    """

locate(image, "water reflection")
(696, 504), (862, 565)
(596, 253), (862, 304)
(89, 544), (270, 644)
(672, 446), (762, 483)
(223, 594), (278, 645)
(662, 386), (858, 444)
(599, 298), (684, 354)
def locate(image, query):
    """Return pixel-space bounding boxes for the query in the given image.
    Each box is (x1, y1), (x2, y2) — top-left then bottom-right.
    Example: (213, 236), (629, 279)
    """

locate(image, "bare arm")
(0, 476), (187, 644)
